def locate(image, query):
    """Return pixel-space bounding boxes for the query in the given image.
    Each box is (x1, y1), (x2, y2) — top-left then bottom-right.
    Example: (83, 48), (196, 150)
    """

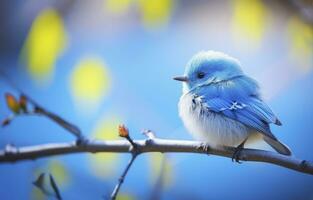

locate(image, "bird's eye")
(197, 72), (205, 79)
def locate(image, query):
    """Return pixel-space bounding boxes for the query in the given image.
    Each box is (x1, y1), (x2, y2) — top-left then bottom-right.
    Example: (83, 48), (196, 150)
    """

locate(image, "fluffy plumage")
(176, 51), (291, 155)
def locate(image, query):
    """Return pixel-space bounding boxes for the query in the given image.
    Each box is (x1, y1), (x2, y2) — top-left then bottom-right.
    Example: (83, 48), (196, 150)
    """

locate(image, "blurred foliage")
(31, 187), (47, 200)
(105, 0), (132, 14)
(21, 8), (67, 83)
(0, 0), (312, 199)
(5, 93), (20, 114)
(89, 116), (121, 179)
(232, 0), (267, 45)
(31, 160), (69, 200)
(105, 0), (173, 29)
(46, 160), (70, 188)
(148, 153), (173, 189)
(116, 193), (135, 200)
(138, 0), (173, 29)
(287, 16), (313, 73)
(70, 56), (110, 111)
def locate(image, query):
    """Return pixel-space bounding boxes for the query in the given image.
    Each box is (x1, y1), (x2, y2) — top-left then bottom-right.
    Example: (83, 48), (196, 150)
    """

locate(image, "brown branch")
(0, 139), (312, 175)
(0, 71), (84, 141)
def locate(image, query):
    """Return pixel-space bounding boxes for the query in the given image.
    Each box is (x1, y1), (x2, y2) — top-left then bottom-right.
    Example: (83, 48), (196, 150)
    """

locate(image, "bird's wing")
(193, 77), (291, 155)
(196, 79), (281, 140)
(200, 96), (275, 139)
(198, 95), (292, 155)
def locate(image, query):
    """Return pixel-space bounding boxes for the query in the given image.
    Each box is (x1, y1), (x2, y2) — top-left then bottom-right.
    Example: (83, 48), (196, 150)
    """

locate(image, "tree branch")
(110, 154), (137, 200)
(0, 139), (312, 175)
(110, 125), (138, 200)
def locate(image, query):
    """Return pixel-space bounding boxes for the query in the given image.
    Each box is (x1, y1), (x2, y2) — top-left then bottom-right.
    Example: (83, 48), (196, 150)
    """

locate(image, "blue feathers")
(184, 51), (281, 140)
(195, 77), (278, 140)
(176, 51), (291, 155)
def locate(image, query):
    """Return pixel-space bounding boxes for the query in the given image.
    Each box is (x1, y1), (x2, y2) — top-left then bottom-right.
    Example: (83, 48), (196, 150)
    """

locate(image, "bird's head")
(173, 51), (243, 92)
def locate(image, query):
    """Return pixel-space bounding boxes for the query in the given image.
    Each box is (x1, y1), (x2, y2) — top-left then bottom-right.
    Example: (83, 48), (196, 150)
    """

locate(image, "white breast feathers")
(178, 93), (250, 147)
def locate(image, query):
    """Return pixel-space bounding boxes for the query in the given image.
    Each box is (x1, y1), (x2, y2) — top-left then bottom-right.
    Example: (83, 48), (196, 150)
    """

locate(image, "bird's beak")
(173, 76), (188, 82)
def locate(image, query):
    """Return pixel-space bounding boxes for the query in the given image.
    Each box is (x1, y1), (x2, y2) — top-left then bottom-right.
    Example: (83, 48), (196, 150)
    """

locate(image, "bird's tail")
(263, 136), (292, 156)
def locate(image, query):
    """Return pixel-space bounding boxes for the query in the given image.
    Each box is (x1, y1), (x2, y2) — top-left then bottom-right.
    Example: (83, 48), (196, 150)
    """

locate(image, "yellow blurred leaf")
(31, 161), (68, 200)
(89, 116), (121, 179)
(5, 93), (20, 113)
(232, 0), (267, 44)
(30, 187), (47, 200)
(21, 8), (67, 83)
(46, 160), (70, 188)
(116, 193), (135, 200)
(70, 56), (110, 111)
(138, 0), (173, 29)
(148, 153), (173, 188)
(287, 16), (313, 73)
(105, 0), (133, 14)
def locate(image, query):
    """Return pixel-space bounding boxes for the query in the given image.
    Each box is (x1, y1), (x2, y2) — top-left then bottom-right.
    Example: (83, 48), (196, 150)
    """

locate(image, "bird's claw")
(197, 143), (210, 155)
(231, 147), (243, 163)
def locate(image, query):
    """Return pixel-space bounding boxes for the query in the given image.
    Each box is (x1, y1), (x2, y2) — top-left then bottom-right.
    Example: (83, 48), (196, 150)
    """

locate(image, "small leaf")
(33, 173), (52, 196)
(33, 173), (46, 189)
(5, 93), (20, 114)
(19, 95), (28, 112)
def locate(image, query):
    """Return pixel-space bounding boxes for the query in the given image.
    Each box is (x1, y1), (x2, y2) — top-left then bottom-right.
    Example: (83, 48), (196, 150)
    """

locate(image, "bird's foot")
(231, 146), (243, 163)
(197, 143), (210, 155)
(231, 138), (247, 163)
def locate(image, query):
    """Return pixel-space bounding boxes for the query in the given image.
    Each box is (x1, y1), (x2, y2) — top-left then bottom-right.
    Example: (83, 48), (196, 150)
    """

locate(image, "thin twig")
(124, 135), (137, 149)
(0, 71), (84, 141)
(0, 139), (312, 175)
(110, 153), (138, 200)
(49, 173), (62, 200)
(111, 127), (139, 200)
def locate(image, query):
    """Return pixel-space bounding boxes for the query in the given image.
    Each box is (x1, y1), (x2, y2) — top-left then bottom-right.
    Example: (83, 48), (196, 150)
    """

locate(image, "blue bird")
(174, 51), (291, 161)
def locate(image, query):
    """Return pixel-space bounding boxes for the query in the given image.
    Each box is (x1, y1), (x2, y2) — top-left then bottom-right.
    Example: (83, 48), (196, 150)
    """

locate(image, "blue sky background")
(0, 0), (313, 199)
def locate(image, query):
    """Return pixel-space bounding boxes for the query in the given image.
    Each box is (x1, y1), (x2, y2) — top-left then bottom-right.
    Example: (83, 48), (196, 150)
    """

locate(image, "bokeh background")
(0, 0), (313, 199)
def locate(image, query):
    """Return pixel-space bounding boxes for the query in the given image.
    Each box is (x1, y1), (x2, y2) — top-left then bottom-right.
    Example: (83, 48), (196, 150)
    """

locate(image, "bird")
(173, 51), (291, 161)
